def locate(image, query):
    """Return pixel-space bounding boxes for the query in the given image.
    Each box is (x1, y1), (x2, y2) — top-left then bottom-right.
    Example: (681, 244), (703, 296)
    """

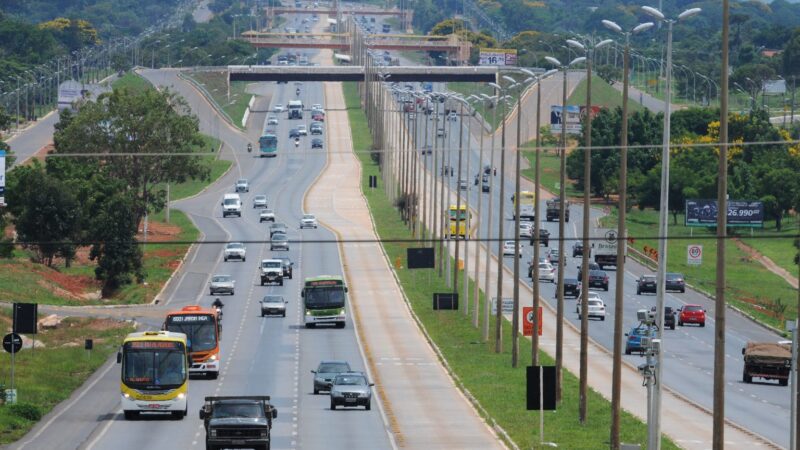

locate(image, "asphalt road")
(404, 82), (790, 447)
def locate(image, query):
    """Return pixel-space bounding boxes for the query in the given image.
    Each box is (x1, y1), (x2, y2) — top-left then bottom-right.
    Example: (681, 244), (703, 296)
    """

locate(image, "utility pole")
(454, 100), (465, 300)
(482, 93), (498, 342)
(472, 97), (484, 329)
(493, 84), (508, 354)
(714, 1), (730, 448)
(531, 73), (544, 366)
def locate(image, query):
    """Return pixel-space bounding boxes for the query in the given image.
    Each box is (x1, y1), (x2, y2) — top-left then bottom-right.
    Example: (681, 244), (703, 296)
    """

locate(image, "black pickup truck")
(200, 396), (278, 450)
(546, 199), (570, 222)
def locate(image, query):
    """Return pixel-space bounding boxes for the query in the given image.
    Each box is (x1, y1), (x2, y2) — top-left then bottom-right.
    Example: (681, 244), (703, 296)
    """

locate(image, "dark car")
(269, 222), (288, 237)
(312, 360), (351, 394)
(665, 272), (686, 293)
(310, 123), (323, 135)
(586, 269), (609, 291)
(311, 138), (323, 149)
(636, 275), (657, 295)
(529, 228), (550, 247)
(559, 278), (581, 298)
(289, 128), (300, 139)
(572, 241), (591, 257)
(625, 326), (656, 355)
(576, 262), (601, 281)
(650, 306), (676, 330)
(277, 257), (293, 279)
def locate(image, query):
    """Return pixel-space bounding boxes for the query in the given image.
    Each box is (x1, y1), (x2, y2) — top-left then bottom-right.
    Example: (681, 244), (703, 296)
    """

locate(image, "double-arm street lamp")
(544, 54), (585, 403)
(641, 5), (702, 450)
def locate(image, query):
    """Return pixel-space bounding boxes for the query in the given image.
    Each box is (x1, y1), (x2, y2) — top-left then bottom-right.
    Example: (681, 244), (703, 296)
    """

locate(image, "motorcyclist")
(296, 88), (301, 96)
(212, 298), (224, 309)
(247, 143), (252, 153)
(295, 138), (300, 147)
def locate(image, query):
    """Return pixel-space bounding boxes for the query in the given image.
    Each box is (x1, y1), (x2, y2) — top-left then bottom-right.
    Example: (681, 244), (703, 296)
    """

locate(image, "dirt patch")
(32, 265), (101, 295)
(81, 317), (130, 332)
(137, 220), (181, 243)
(733, 238), (798, 289)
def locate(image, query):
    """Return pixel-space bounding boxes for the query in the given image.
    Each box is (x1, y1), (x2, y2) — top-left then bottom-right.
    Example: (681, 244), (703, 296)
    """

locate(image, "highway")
(401, 77), (790, 447)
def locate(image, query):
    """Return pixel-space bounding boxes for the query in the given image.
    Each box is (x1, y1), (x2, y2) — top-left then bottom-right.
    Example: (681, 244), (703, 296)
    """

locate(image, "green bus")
(259, 133), (277, 157)
(302, 275), (348, 328)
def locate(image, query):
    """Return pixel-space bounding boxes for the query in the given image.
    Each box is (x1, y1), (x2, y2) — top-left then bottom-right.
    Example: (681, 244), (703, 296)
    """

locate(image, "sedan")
(274, 104), (285, 113)
(561, 278), (581, 298)
(311, 138), (323, 149)
(270, 233), (289, 251)
(546, 248), (566, 267)
(574, 291), (602, 312)
(586, 269), (609, 291)
(577, 262), (601, 276)
(312, 112), (325, 121)
(260, 295), (288, 317)
(636, 275), (657, 295)
(577, 298), (606, 321)
(270, 222), (288, 237)
(572, 241), (590, 257)
(300, 214), (318, 229)
(651, 306), (676, 330)
(289, 128), (300, 139)
(665, 272), (686, 293)
(209, 274), (235, 295)
(253, 195), (267, 208)
(267, 115), (279, 125)
(330, 372), (374, 410)
(277, 257), (294, 279)
(312, 360), (351, 394)
(297, 125), (308, 136)
(530, 262), (556, 282)
(518, 222), (533, 239)
(223, 242), (246, 262)
(310, 123), (323, 135)
(259, 209), (276, 222)
(625, 326), (656, 355)
(529, 228), (550, 247)
(502, 240), (523, 258)
(678, 304), (706, 327)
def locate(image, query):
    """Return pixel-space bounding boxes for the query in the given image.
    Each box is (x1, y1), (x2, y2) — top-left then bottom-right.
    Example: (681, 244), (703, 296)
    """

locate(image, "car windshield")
(334, 375), (367, 386)
(262, 296), (284, 303)
(211, 402), (264, 419)
(589, 300), (602, 307)
(212, 275), (231, 283)
(262, 209), (274, 214)
(504, 241), (514, 247)
(255, 195), (266, 201)
(237, 179), (247, 185)
(318, 362), (349, 373)
(631, 327), (649, 336)
(685, 305), (703, 312)
(227, 243), (243, 250)
(642, 276), (656, 282)
(262, 261), (281, 268)
(538, 263), (552, 269)
(667, 273), (683, 280)
(303, 215), (315, 220)
(272, 235), (287, 241)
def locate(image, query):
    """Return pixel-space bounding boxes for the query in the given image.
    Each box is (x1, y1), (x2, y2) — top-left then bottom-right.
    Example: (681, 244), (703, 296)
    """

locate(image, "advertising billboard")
(478, 48), (517, 66)
(550, 105), (581, 134)
(685, 199), (764, 228)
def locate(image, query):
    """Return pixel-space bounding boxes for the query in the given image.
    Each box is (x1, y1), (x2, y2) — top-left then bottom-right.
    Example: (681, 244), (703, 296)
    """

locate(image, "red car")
(678, 304), (706, 327)
(312, 112), (325, 122)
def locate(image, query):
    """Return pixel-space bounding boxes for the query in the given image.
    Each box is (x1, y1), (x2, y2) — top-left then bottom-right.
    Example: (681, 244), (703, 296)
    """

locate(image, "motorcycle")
(247, 143), (252, 153)
(295, 138), (300, 148)
(295, 88), (301, 96)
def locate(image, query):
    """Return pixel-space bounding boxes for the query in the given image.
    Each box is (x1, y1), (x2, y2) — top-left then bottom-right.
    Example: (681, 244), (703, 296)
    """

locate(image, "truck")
(593, 228), (619, 269)
(742, 342), (791, 386)
(222, 193), (242, 218)
(287, 99), (303, 119)
(545, 199), (569, 222)
(260, 259), (284, 286)
(200, 396), (278, 450)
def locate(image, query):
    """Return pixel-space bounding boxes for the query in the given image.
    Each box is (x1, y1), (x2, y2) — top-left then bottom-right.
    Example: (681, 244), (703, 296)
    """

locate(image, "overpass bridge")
(226, 65), (500, 83)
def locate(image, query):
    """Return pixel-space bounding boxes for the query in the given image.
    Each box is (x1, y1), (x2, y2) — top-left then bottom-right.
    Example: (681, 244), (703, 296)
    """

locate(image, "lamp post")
(468, 94), (486, 328)
(451, 95), (469, 315)
(545, 54), (585, 403)
(602, 18), (654, 449)
(641, 6), (701, 449)
(481, 92), (499, 342)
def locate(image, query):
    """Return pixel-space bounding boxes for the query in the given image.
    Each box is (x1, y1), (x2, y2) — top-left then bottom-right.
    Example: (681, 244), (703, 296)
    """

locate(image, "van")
(222, 193), (242, 218)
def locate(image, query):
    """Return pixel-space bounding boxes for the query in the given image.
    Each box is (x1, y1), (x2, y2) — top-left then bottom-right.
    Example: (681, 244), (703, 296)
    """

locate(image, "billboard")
(478, 48), (517, 66)
(0, 150), (5, 206)
(550, 105), (581, 134)
(685, 199), (764, 228)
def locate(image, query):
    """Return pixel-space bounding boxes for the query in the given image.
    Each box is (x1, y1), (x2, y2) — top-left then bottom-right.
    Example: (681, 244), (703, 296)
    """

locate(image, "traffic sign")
(3, 333), (22, 354)
(523, 306), (543, 337)
(687, 244), (703, 266)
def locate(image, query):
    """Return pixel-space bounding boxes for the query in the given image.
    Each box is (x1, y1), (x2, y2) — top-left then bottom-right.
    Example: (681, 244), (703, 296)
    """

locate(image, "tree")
(759, 168), (798, 231)
(53, 87), (210, 227)
(782, 28), (800, 75)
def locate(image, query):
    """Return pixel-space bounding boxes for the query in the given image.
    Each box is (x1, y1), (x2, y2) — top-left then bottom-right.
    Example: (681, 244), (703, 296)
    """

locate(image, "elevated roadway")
(227, 65), (499, 83)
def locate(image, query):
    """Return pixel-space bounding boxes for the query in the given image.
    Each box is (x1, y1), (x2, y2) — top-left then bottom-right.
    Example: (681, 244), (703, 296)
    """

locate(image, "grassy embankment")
(343, 81), (678, 449)
(187, 71), (252, 128)
(0, 311), (134, 445)
(0, 76), (231, 306)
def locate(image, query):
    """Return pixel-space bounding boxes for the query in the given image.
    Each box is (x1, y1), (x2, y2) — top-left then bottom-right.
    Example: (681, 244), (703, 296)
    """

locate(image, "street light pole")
(641, 6), (701, 449)
(471, 95), (485, 329)
(602, 19), (654, 449)
(482, 93), (498, 342)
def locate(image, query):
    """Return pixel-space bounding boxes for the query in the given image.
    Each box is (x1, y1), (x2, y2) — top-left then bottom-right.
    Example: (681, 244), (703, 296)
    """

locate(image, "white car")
(577, 298), (607, 321)
(531, 262), (556, 283)
(267, 115), (279, 125)
(235, 179), (249, 193)
(312, 103), (323, 111)
(253, 195), (267, 208)
(274, 104), (285, 113)
(518, 222), (533, 239)
(297, 125), (308, 136)
(223, 242), (246, 262)
(209, 274), (235, 295)
(447, 111), (458, 121)
(502, 240), (523, 258)
(300, 214), (318, 229)
(260, 209), (276, 222)
(575, 291), (603, 313)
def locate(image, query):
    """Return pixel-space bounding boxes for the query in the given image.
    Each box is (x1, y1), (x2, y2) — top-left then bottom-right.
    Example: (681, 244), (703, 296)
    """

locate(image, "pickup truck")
(200, 396), (277, 450)
(742, 342), (791, 386)
(546, 199), (569, 222)
(260, 259), (284, 286)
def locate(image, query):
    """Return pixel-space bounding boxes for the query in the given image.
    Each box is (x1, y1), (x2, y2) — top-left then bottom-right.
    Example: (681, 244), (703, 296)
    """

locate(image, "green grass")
(520, 144), (583, 198)
(343, 81), (678, 449)
(600, 208), (797, 332)
(568, 75), (644, 113)
(112, 72), (155, 93)
(739, 215), (800, 281)
(0, 312), (134, 445)
(186, 71), (251, 128)
(446, 82), (521, 131)
(157, 135), (230, 201)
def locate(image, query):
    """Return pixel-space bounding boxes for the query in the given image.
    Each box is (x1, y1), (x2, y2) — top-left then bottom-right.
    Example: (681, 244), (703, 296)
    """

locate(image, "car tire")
(601, 316), (605, 321)
(670, 324), (675, 330)
(678, 321), (683, 326)
(231, 290), (234, 296)
(279, 280), (284, 286)
(282, 312), (286, 317)
(124, 410), (139, 420)
(243, 257), (246, 262)
(314, 387), (319, 395)
(261, 312), (265, 317)
(700, 322), (705, 327)
(210, 290), (214, 295)
(780, 378), (789, 387)
(680, 288), (685, 293)
(604, 284), (609, 292)
(636, 289), (641, 295)
(743, 370), (752, 383)
(224, 257), (228, 262)
(625, 348), (631, 355)
(365, 400), (371, 411)
(330, 401), (336, 410)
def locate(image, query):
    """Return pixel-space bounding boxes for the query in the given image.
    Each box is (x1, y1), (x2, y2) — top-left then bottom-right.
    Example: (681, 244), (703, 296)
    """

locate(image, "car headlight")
(338, 308), (345, 316)
(123, 393), (130, 399)
(306, 310), (312, 315)
(359, 392), (369, 397)
(209, 354), (217, 361)
(177, 392), (186, 400)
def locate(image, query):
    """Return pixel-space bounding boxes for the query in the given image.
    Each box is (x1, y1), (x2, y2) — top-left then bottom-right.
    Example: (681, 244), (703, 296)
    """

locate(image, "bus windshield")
(122, 342), (187, 389)
(305, 287), (345, 309)
(259, 134), (277, 152)
(165, 315), (217, 352)
(448, 209), (468, 220)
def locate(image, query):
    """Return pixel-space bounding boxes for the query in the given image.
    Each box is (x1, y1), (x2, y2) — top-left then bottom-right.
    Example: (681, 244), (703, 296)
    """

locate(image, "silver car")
(270, 233), (289, 251)
(259, 209), (276, 222)
(235, 179), (249, 193)
(209, 274), (235, 295)
(267, 115), (279, 125)
(312, 360), (351, 394)
(260, 295), (287, 317)
(253, 195), (267, 208)
(300, 214), (318, 229)
(223, 242), (246, 262)
(330, 372), (374, 410)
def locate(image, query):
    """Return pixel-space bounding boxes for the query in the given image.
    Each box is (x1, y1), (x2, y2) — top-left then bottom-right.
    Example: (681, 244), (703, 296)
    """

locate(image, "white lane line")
(84, 409), (122, 450)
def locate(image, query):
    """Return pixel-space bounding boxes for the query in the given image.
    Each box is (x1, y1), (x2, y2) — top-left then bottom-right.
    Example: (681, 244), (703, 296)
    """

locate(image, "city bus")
(117, 330), (189, 420)
(512, 190), (536, 221)
(301, 275), (348, 328)
(446, 204), (471, 239)
(259, 132), (278, 157)
(163, 305), (221, 379)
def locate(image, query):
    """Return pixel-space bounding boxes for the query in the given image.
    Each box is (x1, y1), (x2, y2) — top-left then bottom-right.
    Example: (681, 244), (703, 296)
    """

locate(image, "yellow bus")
(512, 190), (536, 221)
(117, 330), (189, 420)
(447, 204), (471, 239)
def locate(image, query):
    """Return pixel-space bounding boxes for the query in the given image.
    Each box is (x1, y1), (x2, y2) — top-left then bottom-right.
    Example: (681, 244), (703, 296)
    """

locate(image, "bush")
(8, 403), (42, 421)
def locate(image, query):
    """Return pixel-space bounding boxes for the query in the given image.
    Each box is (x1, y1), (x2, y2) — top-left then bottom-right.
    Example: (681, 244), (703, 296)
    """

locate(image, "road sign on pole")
(523, 306), (542, 337)
(2, 333), (22, 354)
(687, 244), (702, 266)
